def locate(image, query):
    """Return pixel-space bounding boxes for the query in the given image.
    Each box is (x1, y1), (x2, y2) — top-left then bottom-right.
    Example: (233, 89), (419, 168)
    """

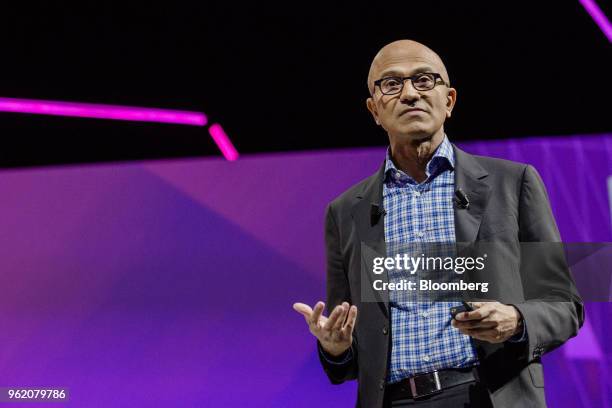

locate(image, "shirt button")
(394, 172), (401, 179)
(421, 312), (429, 318)
(417, 231), (425, 237)
(422, 355), (430, 362)
(414, 191), (421, 197)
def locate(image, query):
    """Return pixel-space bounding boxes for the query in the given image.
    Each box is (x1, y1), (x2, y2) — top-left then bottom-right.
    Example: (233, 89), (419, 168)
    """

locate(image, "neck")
(390, 128), (445, 183)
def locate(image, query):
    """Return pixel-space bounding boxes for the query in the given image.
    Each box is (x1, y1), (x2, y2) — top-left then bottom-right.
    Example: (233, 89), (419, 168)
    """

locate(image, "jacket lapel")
(351, 161), (389, 317)
(453, 145), (491, 243)
(453, 145), (500, 355)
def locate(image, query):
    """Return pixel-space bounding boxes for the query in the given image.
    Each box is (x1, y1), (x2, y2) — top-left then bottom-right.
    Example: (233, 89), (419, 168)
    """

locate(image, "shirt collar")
(384, 135), (455, 184)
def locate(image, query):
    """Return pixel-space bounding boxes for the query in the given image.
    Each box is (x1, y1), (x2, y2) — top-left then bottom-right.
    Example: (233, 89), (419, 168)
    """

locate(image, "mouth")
(400, 108), (426, 116)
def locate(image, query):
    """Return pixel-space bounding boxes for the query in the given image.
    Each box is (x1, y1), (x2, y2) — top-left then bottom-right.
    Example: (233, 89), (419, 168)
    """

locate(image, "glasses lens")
(412, 74), (436, 91)
(380, 77), (403, 95)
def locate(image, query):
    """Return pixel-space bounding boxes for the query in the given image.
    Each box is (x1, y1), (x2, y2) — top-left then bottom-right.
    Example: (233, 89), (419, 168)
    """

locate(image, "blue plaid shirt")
(383, 136), (478, 383)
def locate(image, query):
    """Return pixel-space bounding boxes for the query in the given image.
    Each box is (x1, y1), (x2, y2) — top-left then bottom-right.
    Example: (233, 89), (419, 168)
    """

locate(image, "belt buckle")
(409, 370), (442, 399)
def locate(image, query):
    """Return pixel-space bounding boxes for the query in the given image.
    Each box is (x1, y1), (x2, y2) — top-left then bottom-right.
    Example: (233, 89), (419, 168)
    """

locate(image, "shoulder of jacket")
(327, 170), (381, 210)
(464, 151), (530, 177)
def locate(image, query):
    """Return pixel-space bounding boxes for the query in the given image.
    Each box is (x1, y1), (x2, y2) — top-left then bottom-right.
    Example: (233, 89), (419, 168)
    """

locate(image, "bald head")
(367, 40), (450, 95)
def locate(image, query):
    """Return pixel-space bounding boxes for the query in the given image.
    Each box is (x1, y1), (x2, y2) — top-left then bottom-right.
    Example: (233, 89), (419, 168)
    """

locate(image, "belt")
(386, 367), (478, 400)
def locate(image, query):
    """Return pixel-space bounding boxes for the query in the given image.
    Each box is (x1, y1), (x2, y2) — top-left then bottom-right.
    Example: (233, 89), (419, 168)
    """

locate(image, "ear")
(366, 97), (380, 125)
(445, 87), (457, 119)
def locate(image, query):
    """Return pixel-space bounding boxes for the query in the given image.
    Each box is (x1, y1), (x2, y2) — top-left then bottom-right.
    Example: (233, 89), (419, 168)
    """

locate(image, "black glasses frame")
(373, 73), (447, 95)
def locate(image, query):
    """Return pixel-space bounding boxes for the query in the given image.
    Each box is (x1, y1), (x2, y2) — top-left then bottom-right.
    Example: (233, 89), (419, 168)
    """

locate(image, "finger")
(465, 328), (504, 343)
(457, 304), (493, 321)
(293, 302), (313, 317)
(310, 301), (326, 326)
(454, 322), (497, 331)
(324, 305), (344, 331)
(342, 305), (358, 334)
(454, 322), (497, 335)
(465, 326), (500, 336)
(455, 325), (488, 338)
(452, 319), (497, 330)
(333, 304), (349, 331)
(338, 301), (350, 328)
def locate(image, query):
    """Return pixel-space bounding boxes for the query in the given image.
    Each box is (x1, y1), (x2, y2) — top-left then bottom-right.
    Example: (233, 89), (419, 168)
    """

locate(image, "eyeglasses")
(373, 73), (447, 95)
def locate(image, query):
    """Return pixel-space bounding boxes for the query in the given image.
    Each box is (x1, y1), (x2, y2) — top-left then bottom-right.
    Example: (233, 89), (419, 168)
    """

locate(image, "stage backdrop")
(0, 134), (610, 407)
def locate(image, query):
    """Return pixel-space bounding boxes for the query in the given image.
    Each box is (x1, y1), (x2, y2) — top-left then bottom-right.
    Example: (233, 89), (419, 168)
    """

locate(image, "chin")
(394, 127), (435, 141)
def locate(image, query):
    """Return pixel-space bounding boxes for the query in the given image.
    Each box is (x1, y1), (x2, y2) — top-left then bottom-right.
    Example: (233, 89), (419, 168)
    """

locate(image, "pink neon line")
(208, 123), (239, 161)
(0, 97), (240, 161)
(579, 0), (612, 42)
(0, 97), (207, 126)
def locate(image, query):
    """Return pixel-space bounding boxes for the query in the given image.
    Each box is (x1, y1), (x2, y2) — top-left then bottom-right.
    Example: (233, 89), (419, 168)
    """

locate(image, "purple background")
(0, 134), (610, 407)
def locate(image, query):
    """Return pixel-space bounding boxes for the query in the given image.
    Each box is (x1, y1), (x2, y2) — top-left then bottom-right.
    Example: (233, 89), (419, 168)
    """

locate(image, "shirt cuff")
(318, 341), (353, 365)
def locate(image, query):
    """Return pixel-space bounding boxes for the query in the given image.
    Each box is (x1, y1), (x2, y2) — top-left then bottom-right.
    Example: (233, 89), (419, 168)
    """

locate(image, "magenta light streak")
(579, 0), (612, 42)
(0, 97), (240, 160)
(208, 123), (239, 161)
(0, 97), (207, 126)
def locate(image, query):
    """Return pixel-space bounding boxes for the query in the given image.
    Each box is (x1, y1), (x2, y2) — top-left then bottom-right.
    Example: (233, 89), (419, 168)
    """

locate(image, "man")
(293, 40), (583, 407)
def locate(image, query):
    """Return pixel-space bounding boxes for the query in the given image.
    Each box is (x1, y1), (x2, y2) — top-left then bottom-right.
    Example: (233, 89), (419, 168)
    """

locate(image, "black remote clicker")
(450, 301), (474, 319)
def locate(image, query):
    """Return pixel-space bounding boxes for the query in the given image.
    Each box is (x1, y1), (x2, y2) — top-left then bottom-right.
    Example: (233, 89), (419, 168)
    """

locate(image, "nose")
(399, 79), (421, 104)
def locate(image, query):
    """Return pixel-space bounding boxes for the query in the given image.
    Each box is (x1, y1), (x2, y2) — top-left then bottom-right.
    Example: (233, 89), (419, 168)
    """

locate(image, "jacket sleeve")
(512, 165), (585, 362)
(317, 202), (359, 383)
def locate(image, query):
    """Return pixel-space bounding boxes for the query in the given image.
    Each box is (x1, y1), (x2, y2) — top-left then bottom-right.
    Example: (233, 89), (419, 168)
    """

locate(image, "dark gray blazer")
(318, 144), (584, 408)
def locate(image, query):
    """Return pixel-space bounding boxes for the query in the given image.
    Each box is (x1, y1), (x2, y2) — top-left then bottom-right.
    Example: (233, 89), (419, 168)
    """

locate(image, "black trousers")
(384, 381), (493, 408)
